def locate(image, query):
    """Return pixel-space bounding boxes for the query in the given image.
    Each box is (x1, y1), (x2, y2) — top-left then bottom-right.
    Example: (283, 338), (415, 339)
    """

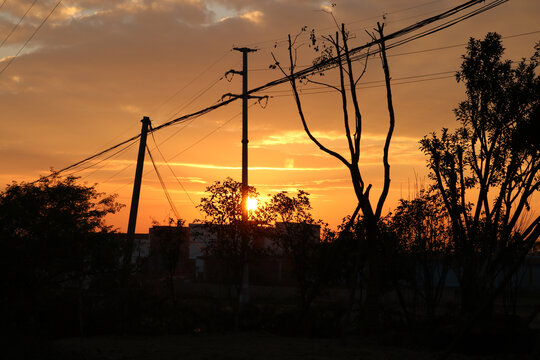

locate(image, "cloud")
(163, 161), (344, 171)
(239, 10), (263, 23)
(252, 130), (421, 147)
(251, 130), (343, 147)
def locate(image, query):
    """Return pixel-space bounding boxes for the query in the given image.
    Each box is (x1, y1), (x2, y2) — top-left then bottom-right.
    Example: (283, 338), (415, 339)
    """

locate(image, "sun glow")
(246, 197), (258, 211)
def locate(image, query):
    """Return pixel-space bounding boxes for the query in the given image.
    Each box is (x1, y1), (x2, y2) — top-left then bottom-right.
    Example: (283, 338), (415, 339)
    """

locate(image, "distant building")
(188, 222), (320, 284)
(147, 225), (191, 278)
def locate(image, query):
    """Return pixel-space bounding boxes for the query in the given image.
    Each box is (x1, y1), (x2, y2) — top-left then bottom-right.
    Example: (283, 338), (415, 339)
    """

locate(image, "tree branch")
(374, 22), (396, 219)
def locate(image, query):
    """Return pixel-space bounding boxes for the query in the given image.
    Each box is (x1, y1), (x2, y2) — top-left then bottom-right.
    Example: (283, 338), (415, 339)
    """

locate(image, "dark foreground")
(18, 331), (537, 360)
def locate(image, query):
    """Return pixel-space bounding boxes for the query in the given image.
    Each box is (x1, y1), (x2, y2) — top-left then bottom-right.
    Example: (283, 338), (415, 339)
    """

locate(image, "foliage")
(389, 190), (453, 319)
(265, 189), (312, 224)
(392, 190), (452, 255)
(0, 175), (124, 336)
(198, 177), (260, 225)
(265, 191), (331, 323)
(195, 177), (266, 300)
(420, 33), (540, 315)
(150, 218), (188, 303)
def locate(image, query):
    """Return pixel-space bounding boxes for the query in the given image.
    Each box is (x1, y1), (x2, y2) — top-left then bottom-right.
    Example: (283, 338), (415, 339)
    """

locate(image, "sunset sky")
(1, 0), (539, 232)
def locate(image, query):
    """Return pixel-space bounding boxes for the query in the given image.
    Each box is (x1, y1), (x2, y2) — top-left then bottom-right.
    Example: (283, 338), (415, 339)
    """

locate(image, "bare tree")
(272, 22), (397, 328)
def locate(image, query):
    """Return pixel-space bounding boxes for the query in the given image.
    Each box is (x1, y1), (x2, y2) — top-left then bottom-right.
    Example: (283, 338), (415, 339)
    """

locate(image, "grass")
(49, 331), (539, 360)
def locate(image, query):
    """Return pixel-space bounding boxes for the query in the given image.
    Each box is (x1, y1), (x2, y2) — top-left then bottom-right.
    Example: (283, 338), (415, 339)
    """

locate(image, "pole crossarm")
(225, 69), (243, 77)
(233, 47), (258, 53)
(221, 92), (268, 101)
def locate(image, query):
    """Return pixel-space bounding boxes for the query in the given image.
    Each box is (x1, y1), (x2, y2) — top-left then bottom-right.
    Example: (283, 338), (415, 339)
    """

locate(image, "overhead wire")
(83, 53), (236, 167)
(251, 29), (540, 72)
(150, 49), (233, 117)
(148, 124), (201, 216)
(264, 70), (457, 94)
(0, 0), (39, 48)
(0, 0), (62, 76)
(161, 73), (227, 124)
(146, 145), (180, 221)
(376, 0), (509, 54)
(109, 104), (249, 193)
(75, 54), (238, 183)
(68, 137), (140, 179)
(270, 74), (455, 98)
(243, 0), (446, 50)
(35, 0), (508, 182)
(152, 1), (503, 132)
(166, 103), (255, 161)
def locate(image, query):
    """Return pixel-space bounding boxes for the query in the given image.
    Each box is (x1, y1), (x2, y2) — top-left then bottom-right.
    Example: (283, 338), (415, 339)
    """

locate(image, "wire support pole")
(228, 47), (258, 222)
(125, 116), (151, 268)
(226, 47), (258, 306)
(240, 47), (254, 222)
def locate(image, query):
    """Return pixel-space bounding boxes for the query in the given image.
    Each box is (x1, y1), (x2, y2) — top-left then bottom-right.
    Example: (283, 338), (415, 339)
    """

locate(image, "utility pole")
(224, 47), (263, 305)
(225, 47), (257, 217)
(124, 116), (151, 269)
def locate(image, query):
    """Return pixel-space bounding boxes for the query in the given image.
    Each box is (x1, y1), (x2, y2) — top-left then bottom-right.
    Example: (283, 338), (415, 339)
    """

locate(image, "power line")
(109, 106), (248, 193)
(251, 29), (540, 72)
(150, 50), (233, 117)
(69, 137), (140, 179)
(243, 0), (446, 49)
(265, 70), (456, 94)
(160, 74), (226, 125)
(87, 55), (235, 160)
(0, 0), (39, 49)
(270, 74), (455, 98)
(166, 103), (254, 161)
(149, 125), (201, 215)
(36, 0), (505, 181)
(146, 145), (180, 221)
(156, 1), (503, 130)
(0, 0), (62, 76)
(0, 0), (7, 10)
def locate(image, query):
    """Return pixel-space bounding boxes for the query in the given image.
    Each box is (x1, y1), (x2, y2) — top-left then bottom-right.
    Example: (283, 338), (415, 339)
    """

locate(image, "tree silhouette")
(265, 190), (329, 332)
(389, 189), (452, 321)
(420, 33), (540, 316)
(195, 177), (265, 326)
(272, 22), (397, 328)
(0, 175), (123, 337)
(150, 219), (187, 305)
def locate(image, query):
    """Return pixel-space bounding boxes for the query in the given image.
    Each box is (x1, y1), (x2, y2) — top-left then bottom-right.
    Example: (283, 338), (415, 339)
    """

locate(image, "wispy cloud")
(251, 130), (343, 147)
(166, 161), (343, 171)
(252, 130), (421, 148)
(239, 10), (263, 23)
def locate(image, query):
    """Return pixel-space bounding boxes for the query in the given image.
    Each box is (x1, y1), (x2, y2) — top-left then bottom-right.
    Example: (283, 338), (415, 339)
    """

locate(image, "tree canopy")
(0, 175), (124, 336)
(420, 33), (540, 315)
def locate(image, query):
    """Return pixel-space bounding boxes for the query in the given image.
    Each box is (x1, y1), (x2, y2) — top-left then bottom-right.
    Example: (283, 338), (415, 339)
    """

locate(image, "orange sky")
(1, 0), (539, 232)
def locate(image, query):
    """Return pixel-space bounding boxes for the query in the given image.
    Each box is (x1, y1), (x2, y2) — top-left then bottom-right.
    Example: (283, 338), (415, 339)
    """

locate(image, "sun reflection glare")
(246, 197), (258, 211)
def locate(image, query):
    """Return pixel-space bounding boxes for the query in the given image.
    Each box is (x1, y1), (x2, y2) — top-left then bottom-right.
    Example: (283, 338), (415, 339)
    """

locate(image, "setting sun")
(246, 197), (258, 212)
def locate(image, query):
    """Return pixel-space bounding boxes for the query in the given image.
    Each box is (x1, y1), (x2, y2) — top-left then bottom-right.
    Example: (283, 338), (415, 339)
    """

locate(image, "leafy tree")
(389, 190), (452, 321)
(420, 33), (540, 316)
(265, 190), (329, 329)
(150, 218), (187, 304)
(195, 177), (264, 305)
(0, 175), (123, 336)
